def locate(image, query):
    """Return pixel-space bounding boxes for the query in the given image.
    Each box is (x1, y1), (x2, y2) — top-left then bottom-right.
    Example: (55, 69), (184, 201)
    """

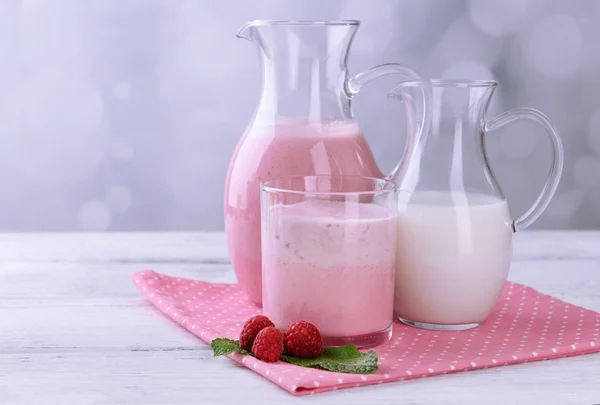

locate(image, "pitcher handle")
(345, 63), (422, 97)
(484, 108), (564, 231)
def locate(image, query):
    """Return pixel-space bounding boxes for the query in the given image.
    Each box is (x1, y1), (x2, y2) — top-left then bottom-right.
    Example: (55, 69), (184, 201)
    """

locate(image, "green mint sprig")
(211, 338), (252, 356)
(211, 338), (378, 374)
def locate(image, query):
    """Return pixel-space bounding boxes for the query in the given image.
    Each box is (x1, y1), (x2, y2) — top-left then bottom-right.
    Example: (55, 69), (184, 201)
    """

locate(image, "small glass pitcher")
(388, 79), (564, 330)
(225, 20), (421, 305)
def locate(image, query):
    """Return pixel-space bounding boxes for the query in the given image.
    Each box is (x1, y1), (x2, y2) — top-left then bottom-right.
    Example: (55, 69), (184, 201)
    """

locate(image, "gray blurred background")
(0, 0), (598, 231)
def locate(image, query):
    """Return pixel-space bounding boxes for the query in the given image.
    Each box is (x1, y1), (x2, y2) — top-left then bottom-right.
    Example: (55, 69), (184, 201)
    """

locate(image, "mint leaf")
(211, 338), (377, 374)
(211, 338), (251, 356)
(281, 345), (378, 374)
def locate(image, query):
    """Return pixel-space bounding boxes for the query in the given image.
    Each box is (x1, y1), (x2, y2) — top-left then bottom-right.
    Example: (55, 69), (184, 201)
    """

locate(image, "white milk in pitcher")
(394, 191), (513, 327)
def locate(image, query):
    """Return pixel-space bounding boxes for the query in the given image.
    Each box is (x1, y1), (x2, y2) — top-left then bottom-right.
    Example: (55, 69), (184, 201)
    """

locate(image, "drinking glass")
(261, 175), (398, 348)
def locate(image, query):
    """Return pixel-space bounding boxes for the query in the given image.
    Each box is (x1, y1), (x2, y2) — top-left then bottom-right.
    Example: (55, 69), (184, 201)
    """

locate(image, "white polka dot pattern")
(132, 270), (600, 396)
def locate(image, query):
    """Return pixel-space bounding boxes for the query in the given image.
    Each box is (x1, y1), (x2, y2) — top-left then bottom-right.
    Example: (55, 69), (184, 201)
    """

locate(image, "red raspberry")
(251, 326), (283, 362)
(283, 321), (324, 358)
(239, 315), (275, 351)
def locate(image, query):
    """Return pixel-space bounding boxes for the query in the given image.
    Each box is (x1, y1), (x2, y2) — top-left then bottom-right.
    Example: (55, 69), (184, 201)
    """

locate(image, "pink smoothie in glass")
(262, 199), (396, 341)
(224, 119), (382, 305)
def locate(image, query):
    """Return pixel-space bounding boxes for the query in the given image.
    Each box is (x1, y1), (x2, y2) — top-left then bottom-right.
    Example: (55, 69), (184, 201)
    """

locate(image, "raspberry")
(283, 321), (324, 358)
(239, 315), (275, 351)
(251, 326), (283, 362)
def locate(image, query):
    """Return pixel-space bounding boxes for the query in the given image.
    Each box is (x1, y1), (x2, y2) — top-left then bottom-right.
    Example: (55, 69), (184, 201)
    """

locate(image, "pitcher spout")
(237, 20), (259, 41)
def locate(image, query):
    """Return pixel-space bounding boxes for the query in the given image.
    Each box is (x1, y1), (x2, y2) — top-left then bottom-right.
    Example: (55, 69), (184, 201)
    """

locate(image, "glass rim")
(261, 175), (397, 197)
(244, 20), (360, 27)
(398, 79), (498, 88)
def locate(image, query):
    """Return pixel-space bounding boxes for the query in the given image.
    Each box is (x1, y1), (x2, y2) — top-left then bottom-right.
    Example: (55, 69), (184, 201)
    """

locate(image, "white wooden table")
(1, 231), (599, 405)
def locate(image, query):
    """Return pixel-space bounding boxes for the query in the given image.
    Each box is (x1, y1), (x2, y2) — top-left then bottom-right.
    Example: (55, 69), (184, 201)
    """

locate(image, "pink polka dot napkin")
(132, 270), (600, 396)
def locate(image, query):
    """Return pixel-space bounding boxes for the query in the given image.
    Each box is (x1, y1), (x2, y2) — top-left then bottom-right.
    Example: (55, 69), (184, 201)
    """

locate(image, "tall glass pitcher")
(388, 79), (564, 330)
(224, 20), (421, 305)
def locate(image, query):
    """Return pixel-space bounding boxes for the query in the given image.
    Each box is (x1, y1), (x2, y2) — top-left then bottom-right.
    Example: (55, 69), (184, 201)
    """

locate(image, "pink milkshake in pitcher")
(225, 120), (381, 304)
(225, 20), (420, 304)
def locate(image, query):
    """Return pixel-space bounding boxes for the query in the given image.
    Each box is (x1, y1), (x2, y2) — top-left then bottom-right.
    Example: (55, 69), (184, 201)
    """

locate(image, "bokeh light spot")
(105, 185), (132, 213)
(0, 72), (107, 187)
(108, 137), (135, 160)
(520, 14), (583, 78)
(113, 82), (132, 100)
(587, 111), (600, 156)
(572, 156), (600, 188)
(79, 200), (111, 231)
(468, 0), (529, 37)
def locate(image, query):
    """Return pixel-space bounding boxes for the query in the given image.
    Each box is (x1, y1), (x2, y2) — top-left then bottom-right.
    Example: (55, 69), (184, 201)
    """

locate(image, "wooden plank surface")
(1, 232), (599, 404)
